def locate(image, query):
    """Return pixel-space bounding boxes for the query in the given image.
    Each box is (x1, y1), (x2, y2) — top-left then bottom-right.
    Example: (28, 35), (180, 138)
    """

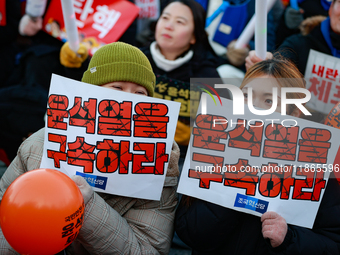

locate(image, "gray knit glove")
(285, 6), (304, 29)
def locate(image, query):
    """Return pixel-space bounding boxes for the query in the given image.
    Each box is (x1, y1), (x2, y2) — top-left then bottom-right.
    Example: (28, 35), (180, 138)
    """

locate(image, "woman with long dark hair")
(141, 0), (222, 161)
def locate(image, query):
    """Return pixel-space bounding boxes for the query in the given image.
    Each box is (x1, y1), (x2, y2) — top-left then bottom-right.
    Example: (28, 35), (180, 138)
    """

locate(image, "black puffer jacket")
(175, 175), (340, 254)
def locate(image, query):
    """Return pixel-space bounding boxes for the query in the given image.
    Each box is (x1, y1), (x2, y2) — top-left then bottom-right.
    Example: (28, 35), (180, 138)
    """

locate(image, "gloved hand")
(19, 14), (43, 36)
(285, 6), (304, 29)
(71, 175), (94, 205)
(226, 40), (249, 67)
(175, 120), (191, 146)
(60, 42), (89, 68)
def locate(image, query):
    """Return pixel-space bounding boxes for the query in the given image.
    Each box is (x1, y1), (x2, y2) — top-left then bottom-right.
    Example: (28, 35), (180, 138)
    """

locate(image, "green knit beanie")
(82, 42), (155, 97)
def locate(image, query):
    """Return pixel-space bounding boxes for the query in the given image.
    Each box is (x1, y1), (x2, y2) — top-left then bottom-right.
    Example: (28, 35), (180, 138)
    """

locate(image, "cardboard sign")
(42, 0), (139, 55)
(0, 0), (6, 26)
(305, 49), (340, 114)
(177, 94), (340, 228)
(40, 74), (180, 200)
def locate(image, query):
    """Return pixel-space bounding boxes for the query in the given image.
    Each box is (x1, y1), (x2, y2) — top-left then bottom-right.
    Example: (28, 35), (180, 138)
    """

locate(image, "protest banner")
(40, 74), (180, 200)
(42, 0), (139, 55)
(304, 49), (340, 114)
(178, 92), (340, 228)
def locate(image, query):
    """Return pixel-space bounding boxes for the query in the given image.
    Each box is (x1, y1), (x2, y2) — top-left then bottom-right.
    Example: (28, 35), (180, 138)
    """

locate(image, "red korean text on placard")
(95, 140), (169, 175)
(134, 102), (169, 138)
(309, 77), (333, 103)
(263, 124), (299, 161)
(192, 114), (228, 151)
(96, 139), (120, 173)
(228, 119), (263, 156)
(312, 64), (325, 78)
(48, 135), (169, 175)
(292, 167), (326, 201)
(258, 163), (295, 199)
(132, 142), (168, 174)
(98, 100), (132, 137)
(298, 128), (331, 163)
(188, 153), (224, 189)
(69, 97), (97, 134)
(47, 133), (67, 168)
(331, 85), (340, 105)
(67, 137), (96, 173)
(325, 67), (339, 81)
(224, 159), (259, 196)
(47, 94), (69, 130)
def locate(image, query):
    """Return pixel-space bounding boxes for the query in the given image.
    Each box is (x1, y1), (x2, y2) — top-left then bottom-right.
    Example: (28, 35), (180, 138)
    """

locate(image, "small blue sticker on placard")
(76, 172), (107, 190)
(234, 193), (268, 214)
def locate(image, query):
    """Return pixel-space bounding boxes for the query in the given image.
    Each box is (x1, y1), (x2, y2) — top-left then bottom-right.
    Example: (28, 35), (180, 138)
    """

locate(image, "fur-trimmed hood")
(299, 15), (327, 35)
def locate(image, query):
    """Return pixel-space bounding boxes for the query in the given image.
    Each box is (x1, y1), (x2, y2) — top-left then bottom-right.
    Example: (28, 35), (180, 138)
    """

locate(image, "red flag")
(43, 0), (139, 55)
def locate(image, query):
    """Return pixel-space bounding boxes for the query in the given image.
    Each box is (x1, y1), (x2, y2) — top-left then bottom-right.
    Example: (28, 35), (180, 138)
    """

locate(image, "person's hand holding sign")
(71, 175), (94, 204)
(261, 211), (288, 248)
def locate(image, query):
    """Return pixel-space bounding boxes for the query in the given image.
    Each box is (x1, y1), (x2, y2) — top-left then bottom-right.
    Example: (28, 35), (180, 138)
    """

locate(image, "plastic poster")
(0, 0), (6, 26)
(177, 95), (340, 228)
(304, 49), (340, 114)
(40, 74), (180, 201)
(42, 0), (139, 55)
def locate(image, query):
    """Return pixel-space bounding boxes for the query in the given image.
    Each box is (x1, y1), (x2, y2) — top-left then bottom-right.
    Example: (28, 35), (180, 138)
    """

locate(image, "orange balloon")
(0, 169), (84, 255)
(325, 102), (340, 128)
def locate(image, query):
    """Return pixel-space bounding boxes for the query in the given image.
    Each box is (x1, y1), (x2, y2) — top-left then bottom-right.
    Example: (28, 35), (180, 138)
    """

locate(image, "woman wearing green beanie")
(0, 41), (180, 255)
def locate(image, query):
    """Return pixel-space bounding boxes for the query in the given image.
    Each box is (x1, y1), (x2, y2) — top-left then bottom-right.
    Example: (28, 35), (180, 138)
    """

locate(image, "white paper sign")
(40, 74), (180, 200)
(305, 49), (340, 114)
(178, 95), (340, 228)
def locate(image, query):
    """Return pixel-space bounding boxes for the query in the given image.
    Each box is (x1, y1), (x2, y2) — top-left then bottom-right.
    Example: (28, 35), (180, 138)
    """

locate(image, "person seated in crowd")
(0, 42), (180, 255)
(175, 55), (340, 255)
(140, 0), (227, 163)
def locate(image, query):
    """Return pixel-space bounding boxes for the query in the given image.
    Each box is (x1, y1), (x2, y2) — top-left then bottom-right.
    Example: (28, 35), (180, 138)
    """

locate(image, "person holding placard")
(0, 42), (180, 255)
(140, 0), (227, 163)
(175, 55), (340, 254)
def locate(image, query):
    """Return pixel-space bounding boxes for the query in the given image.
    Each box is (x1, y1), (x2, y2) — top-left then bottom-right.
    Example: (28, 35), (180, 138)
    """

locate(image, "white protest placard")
(305, 49), (340, 114)
(40, 74), (180, 200)
(178, 94), (340, 228)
